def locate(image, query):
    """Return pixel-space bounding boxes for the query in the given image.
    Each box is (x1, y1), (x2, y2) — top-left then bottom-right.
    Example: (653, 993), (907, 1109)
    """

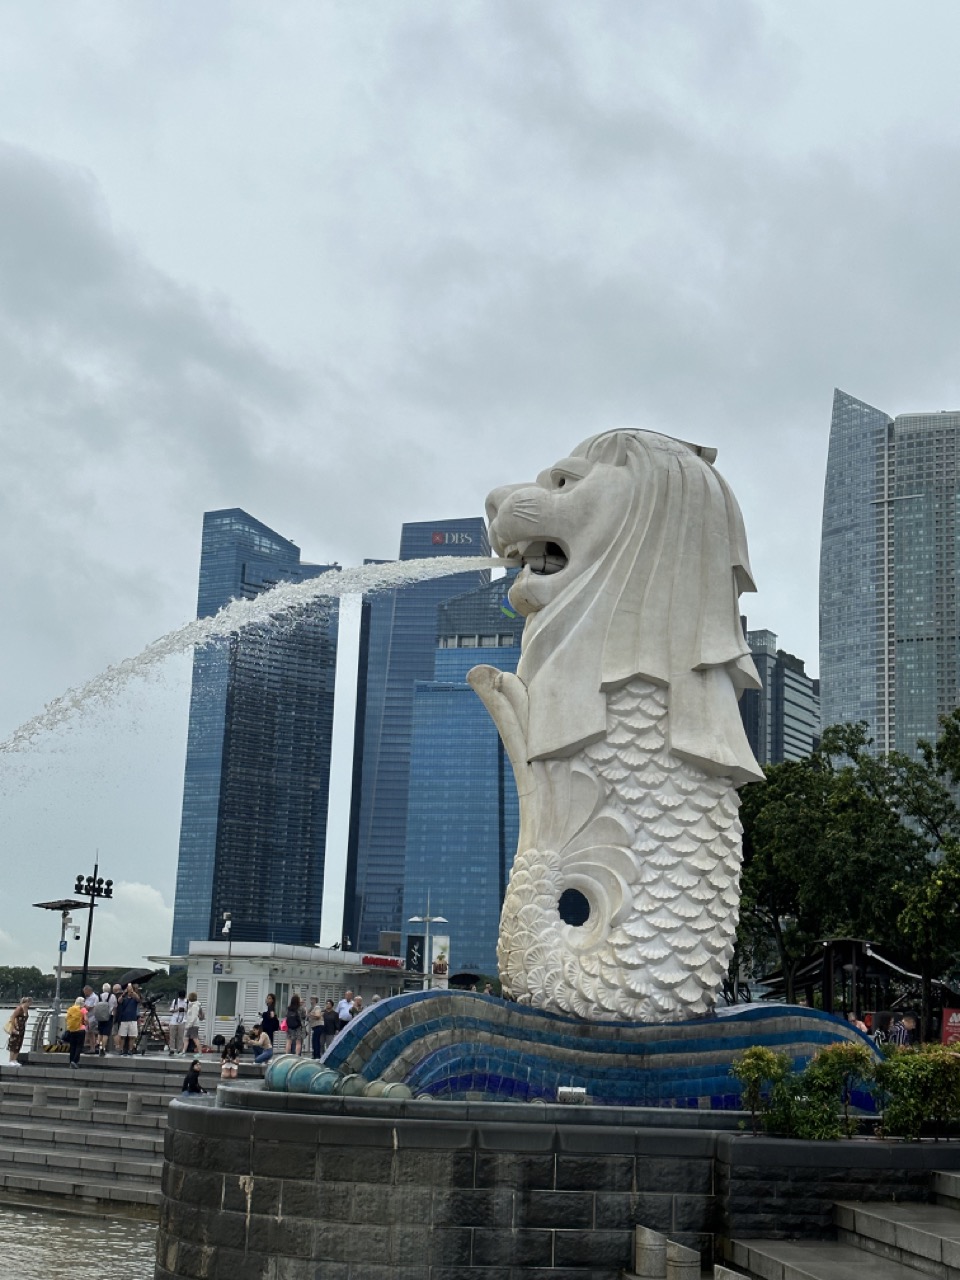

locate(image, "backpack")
(287, 1010), (301, 1030)
(94, 1000), (111, 1022)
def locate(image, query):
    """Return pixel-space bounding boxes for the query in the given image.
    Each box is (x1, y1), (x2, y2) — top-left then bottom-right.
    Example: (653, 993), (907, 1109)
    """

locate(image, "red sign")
(942, 1008), (960, 1046)
(362, 955), (403, 970)
(432, 532), (444, 545)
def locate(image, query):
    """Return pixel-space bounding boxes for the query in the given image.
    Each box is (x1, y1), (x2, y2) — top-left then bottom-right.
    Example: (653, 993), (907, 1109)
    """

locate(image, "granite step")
(0, 1118), (164, 1156)
(935, 1171), (960, 1212)
(0, 1166), (161, 1208)
(0, 1145), (160, 1185)
(726, 1237), (928, 1279)
(0, 1099), (166, 1130)
(834, 1198), (960, 1273)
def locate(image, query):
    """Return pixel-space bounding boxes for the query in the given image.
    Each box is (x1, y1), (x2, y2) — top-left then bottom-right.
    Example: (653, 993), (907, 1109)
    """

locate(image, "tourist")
(183, 992), (204, 1054)
(5, 996), (31, 1066)
(260, 994), (280, 1046)
(93, 985), (115, 1056)
(483, 984), (493, 995)
(82, 985), (99, 1053)
(285, 994), (305, 1055)
(247, 1025), (273, 1064)
(168, 990), (188, 1055)
(889, 1013), (918, 1046)
(846, 1010), (868, 1034)
(117, 984), (141, 1057)
(872, 1013), (893, 1046)
(321, 999), (339, 1053)
(220, 1040), (239, 1080)
(181, 1060), (206, 1094)
(64, 996), (86, 1068)
(307, 997), (323, 1059)
(336, 989), (355, 1030)
(351, 995), (364, 1019)
(111, 984), (124, 1052)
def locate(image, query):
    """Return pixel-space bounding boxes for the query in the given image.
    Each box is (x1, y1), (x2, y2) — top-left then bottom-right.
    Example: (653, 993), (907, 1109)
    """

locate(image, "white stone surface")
(469, 429), (763, 1022)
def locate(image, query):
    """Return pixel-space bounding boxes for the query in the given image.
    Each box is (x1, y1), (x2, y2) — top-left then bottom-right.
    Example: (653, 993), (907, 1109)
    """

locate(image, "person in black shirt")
(182, 1060), (206, 1094)
(260, 994), (280, 1045)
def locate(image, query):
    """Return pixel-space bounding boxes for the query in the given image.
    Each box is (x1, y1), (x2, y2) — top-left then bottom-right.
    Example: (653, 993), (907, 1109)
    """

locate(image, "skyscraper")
(820, 389), (960, 755)
(739, 623), (820, 765)
(171, 509), (339, 954)
(343, 518), (490, 953)
(401, 575), (523, 978)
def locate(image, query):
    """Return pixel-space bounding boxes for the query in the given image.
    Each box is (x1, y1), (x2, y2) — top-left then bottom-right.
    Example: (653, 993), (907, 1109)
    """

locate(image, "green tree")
(737, 721), (951, 1004)
(896, 838), (960, 1038)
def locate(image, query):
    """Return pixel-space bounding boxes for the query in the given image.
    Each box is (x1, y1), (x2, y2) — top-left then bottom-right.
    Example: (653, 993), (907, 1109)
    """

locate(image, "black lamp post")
(73, 862), (113, 993)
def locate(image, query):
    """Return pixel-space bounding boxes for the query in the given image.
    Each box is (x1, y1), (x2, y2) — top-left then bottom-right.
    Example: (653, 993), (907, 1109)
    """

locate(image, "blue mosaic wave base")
(311, 991), (877, 1110)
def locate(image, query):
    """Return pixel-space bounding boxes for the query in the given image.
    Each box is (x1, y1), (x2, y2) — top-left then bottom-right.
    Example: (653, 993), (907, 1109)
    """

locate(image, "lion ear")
(587, 433), (629, 467)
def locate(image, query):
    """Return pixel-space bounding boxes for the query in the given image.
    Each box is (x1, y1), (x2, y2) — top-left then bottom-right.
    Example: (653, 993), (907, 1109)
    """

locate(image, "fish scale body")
(497, 677), (742, 1022)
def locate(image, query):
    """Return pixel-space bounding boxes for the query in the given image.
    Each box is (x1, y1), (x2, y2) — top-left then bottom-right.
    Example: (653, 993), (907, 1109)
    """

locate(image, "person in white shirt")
(168, 990), (188, 1055)
(336, 990), (355, 1030)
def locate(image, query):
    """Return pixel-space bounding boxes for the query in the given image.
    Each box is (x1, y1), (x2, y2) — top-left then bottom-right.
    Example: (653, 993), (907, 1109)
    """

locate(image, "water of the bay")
(0, 1203), (157, 1276)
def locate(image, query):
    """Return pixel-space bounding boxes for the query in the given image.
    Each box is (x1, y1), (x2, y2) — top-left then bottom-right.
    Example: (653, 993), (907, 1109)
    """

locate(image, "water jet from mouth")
(0, 555), (509, 755)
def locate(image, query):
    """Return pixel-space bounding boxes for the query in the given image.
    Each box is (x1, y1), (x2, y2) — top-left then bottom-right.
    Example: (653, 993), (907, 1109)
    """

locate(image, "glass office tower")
(171, 509), (339, 954)
(739, 624), (820, 765)
(820, 389), (960, 755)
(343, 518), (490, 953)
(401, 575), (523, 978)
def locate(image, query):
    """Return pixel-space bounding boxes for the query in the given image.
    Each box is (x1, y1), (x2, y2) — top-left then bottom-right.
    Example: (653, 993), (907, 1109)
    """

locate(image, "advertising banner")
(431, 935), (451, 990)
(405, 934), (425, 974)
(942, 1008), (960, 1046)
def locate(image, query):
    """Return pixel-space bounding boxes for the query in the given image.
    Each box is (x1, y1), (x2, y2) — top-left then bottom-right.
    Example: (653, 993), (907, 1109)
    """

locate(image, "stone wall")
(716, 1130), (960, 1243)
(156, 1094), (720, 1280)
(156, 1091), (960, 1280)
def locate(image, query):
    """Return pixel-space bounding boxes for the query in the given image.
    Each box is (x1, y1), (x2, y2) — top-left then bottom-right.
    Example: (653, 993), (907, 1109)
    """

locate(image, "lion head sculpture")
(485, 428), (763, 786)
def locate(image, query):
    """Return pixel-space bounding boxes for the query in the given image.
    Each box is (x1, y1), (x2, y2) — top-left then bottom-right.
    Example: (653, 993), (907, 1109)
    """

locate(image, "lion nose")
(485, 483), (527, 524)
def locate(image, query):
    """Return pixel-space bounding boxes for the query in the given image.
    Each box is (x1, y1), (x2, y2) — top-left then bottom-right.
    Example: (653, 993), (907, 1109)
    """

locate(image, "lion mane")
(513, 429), (763, 786)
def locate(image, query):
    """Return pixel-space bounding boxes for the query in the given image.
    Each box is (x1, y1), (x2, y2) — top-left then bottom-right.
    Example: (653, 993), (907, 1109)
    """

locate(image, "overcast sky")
(4, 1), (960, 973)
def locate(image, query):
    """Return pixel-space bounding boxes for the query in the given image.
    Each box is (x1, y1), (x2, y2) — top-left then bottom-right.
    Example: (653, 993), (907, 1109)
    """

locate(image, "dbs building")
(171, 509), (339, 954)
(343, 518), (490, 954)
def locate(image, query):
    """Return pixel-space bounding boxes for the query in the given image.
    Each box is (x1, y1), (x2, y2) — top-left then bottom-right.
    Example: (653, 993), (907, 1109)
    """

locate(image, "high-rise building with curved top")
(820, 388), (960, 755)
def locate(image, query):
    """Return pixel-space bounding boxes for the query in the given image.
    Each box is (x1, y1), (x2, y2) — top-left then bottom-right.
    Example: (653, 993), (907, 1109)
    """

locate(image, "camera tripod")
(135, 999), (170, 1055)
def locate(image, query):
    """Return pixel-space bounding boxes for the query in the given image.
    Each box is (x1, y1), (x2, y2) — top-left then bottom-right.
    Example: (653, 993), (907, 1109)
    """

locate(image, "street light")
(33, 898), (91, 1042)
(73, 860), (113, 993)
(408, 890), (448, 991)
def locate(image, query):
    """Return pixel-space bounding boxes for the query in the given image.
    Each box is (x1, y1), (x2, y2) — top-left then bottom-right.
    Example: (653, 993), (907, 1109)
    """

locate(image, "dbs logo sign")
(432, 532), (474, 545)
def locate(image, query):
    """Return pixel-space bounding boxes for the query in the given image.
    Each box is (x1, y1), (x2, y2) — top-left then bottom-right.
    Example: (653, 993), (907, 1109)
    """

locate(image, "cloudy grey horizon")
(4, 1), (960, 973)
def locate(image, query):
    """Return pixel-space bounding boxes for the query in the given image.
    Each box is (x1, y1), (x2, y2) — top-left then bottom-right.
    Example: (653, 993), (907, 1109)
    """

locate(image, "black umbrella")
(115, 967), (158, 988)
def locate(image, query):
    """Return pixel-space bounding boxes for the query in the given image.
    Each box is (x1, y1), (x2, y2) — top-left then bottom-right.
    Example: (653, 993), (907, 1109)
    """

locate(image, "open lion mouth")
(502, 539), (569, 576)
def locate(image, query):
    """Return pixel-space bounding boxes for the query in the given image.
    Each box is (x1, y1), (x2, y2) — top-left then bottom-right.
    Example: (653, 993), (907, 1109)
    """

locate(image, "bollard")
(634, 1226), (667, 1278)
(126, 1094), (142, 1116)
(76, 1088), (94, 1112)
(666, 1239), (701, 1280)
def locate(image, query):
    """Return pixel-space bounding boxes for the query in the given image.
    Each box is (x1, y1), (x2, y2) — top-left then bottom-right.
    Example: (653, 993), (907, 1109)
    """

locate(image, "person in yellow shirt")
(65, 997), (87, 1070)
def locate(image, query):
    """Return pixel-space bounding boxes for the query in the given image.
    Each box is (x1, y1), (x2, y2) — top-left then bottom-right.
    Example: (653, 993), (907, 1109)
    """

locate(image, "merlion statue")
(468, 429), (764, 1022)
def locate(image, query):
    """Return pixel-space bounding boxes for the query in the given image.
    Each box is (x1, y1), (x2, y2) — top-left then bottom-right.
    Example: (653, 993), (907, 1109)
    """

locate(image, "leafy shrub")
(801, 1041), (877, 1136)
(875, 1044), (960, 1140)
(730, 1046), (791, 1135)
(733, 1041), (876, 1140)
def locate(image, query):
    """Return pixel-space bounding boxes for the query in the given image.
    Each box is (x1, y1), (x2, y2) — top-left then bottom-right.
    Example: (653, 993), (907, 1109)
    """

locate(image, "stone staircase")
(727, 1171), (960, 1279)
(0, 1051), (261, 1214)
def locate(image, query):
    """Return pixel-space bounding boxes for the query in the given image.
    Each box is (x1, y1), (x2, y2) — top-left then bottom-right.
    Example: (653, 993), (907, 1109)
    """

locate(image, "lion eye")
(551, 470), (576, 490)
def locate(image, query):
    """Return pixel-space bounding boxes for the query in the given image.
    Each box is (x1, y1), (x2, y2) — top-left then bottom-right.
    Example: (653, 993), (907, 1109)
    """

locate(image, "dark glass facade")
(171, 509), (339, 954)
(343, 519), (490, 953)
(739, 624), (821, 765)
(820, 390), (960, 755)
(401, 576), (523, 977)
